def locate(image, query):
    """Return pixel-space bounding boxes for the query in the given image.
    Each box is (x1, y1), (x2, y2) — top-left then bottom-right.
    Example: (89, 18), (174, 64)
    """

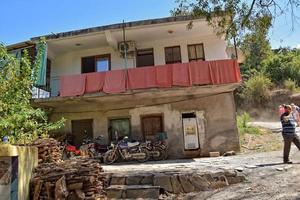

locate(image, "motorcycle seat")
(127, 142), (140, 147)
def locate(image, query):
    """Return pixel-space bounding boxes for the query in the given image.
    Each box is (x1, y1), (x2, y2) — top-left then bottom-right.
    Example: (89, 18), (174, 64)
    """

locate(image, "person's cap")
(291, 103), (295, 106)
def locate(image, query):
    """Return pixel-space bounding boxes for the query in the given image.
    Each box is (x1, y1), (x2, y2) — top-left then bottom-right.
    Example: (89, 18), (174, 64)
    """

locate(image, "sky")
(1, 0), (300, 49)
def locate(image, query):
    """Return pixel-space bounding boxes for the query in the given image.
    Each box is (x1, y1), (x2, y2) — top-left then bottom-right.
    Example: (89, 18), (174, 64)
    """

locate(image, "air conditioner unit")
(118, 41), (136, 55)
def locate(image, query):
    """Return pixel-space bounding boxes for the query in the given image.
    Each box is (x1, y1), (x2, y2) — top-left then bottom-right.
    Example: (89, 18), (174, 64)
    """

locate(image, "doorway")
(71, 119), (93, 147)
(109, 118), (131, 143)
(141, 115), (163, 141)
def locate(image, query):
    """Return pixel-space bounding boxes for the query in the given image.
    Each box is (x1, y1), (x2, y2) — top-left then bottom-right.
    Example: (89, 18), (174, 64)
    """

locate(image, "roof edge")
(31, 15), (202, 41)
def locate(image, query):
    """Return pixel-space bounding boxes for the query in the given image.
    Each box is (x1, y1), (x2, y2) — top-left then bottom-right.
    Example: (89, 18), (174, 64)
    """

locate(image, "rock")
(140, 175), (153, 185)
(224, 170), (237, 177)
(153, 174), (173, 192)
(170, 175), (183, 194)
(110, 176), (126, 185)
(106, 185), (125, 199)
(126, 175), (143, 185)
(125, 185), (160, 199)
(235, 167), (244, 172)
(209, 152), (220, 157)
(276, 167), (284, 171)
(189, 175), (210, 191)
(178, 175), (195, 193)
(223, 151), (236, 156)
(226, 175), (246, 184)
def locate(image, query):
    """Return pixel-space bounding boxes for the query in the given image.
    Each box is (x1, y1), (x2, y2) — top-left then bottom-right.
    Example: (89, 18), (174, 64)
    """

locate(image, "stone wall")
(50, 92), (239, 158)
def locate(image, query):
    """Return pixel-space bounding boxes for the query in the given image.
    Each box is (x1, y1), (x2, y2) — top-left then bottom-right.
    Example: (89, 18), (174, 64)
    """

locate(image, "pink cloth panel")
(156, 64), (172, 88)
(85, 72), (106, 93)
(127, 66), (156, 89)
(189, 61), (212, 85)
(209, 60), (240, 84)
(103, 70), (126, 93)
(60, 74), (86, 97)
(172, 63), (191, 86)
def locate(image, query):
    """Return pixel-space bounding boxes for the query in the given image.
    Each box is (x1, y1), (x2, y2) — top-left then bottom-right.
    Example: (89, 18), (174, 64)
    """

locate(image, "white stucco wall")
(50, 34), (228, 96)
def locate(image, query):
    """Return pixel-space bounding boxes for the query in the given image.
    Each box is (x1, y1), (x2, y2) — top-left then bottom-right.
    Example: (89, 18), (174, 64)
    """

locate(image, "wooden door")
(71, 119), (93, 147)
(141, 115), (163, 141)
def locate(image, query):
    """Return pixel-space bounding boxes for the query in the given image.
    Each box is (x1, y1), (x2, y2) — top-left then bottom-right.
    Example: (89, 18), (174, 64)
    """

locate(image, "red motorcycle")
(61, 137), (81, 159)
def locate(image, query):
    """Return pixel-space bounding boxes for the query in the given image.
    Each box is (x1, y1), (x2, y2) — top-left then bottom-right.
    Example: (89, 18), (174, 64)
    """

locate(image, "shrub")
(237, 112), (261, 135)
(242, 73), (272, 105)
(284, 79), (298, 93)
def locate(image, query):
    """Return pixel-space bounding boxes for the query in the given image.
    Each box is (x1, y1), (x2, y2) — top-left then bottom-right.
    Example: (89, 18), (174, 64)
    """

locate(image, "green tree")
(0, 40), (65, 144)
(172, 0), (300, 45)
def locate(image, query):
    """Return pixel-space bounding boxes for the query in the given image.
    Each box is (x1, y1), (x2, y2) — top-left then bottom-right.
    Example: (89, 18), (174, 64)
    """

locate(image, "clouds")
(296, 44), (300, 49)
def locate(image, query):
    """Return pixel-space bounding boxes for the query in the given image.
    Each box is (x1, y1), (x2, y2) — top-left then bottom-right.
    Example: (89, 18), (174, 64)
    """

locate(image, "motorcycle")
(104, 137), (150, 164)
(81, 135), (110, 162)
(61, 140), (81, 159)
(144, 140), (168, 161)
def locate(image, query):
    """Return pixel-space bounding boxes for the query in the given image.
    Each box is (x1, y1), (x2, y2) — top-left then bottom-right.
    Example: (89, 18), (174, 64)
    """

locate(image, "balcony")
(58, 59), (241, 98)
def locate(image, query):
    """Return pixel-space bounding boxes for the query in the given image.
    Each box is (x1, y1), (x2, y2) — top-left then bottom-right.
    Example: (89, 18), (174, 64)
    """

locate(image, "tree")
(240, 14), (272, 74)
(0, 40), (65, 144)
(172, 0), (300, 51)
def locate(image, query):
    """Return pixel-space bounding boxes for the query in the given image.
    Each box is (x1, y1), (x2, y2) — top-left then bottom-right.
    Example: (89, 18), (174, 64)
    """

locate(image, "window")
(136, 48), (154, 67)
(164, 46), (181, 64)
(81, 54), (110, 73)
(188, 44), (205, 61)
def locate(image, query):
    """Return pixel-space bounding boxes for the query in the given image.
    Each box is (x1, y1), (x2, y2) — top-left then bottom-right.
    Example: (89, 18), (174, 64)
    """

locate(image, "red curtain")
(103, 69), (126, 93)
(85, 72), (106, 93)
(59, 59), (241, 97)
(60, 74), (86, 97)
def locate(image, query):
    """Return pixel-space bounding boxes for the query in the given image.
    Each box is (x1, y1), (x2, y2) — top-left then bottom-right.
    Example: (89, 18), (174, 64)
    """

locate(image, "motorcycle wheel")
(104, 150), (119, 164)
(152, 146), (167, 161)
(137, 148), (150, 163)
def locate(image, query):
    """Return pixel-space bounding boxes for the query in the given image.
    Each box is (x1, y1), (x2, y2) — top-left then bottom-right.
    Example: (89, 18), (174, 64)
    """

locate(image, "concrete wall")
(0, 145), (38, 200)
(50, 35), (228, 96)
(50, 92), (239, 158)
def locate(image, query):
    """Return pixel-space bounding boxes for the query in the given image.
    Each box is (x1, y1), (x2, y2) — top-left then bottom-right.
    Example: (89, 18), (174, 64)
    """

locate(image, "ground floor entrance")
(71, 119), (93, 147)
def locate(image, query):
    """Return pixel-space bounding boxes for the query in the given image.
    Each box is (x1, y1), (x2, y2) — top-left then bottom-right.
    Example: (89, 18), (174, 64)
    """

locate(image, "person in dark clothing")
(280, 105), (300, 164)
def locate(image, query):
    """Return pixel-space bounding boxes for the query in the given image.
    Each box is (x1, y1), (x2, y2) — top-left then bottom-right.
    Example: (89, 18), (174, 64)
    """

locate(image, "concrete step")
(106, 185), (160, 199)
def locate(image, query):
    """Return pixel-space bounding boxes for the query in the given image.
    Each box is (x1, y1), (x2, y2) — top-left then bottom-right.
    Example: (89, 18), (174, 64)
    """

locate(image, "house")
(7, 16), (241, 158)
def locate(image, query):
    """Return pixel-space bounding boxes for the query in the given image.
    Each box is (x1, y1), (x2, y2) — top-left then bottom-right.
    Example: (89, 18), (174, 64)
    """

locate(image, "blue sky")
(1, 0), (299, 48)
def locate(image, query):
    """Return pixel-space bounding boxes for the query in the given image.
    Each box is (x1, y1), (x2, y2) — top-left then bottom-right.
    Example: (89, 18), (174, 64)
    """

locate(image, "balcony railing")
(59, 59), (241, 97)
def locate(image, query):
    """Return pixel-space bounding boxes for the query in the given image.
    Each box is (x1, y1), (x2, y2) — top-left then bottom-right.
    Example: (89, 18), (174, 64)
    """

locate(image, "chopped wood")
(30, 158), (106, 199)
(32, 138), (63, 164)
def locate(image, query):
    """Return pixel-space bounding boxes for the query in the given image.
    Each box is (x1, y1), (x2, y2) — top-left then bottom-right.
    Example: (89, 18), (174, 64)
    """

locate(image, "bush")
(284, 79), (298, 93)
(237, 112), (261, 135)
(242, 73), (272, 105)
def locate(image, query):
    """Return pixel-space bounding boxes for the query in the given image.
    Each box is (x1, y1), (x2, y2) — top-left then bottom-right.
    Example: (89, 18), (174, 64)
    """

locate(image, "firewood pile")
(30, 158), (106, 200)
(32, 138), (62, 164)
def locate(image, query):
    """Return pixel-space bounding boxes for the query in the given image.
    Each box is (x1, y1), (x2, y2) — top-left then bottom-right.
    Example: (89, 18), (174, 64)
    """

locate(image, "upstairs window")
(188, 44), (205, 61)
(82, 54), (111, 73)
(136, 48), (154, 67)
(165, 46), (181, 64)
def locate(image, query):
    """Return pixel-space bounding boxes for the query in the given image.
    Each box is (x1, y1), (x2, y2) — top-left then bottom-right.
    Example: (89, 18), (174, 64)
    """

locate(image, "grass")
(237, 112), (282, 153)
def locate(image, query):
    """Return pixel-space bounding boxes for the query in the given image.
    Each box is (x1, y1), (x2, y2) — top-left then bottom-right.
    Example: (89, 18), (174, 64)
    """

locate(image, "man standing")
(280, 105), (300, 164)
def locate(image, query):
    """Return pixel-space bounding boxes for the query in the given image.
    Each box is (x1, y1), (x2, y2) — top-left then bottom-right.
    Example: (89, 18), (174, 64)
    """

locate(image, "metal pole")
(122, 20), (128, 70)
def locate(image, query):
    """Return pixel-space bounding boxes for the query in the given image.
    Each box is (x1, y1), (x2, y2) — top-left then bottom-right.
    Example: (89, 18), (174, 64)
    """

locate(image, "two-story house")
(8, 16), (241, 158)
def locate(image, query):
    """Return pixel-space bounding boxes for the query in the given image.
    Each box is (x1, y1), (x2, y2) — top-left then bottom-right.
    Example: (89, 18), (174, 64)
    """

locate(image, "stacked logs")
(32, 138), (62, 164)
(30, 158), (106, 200)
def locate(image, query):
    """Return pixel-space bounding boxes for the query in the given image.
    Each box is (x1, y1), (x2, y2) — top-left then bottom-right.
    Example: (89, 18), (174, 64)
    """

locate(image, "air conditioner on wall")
(118, 41), (136, 58)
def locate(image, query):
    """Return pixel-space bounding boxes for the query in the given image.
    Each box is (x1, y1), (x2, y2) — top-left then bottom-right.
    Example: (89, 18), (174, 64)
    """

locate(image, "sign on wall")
(182, 113), (200, 150)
